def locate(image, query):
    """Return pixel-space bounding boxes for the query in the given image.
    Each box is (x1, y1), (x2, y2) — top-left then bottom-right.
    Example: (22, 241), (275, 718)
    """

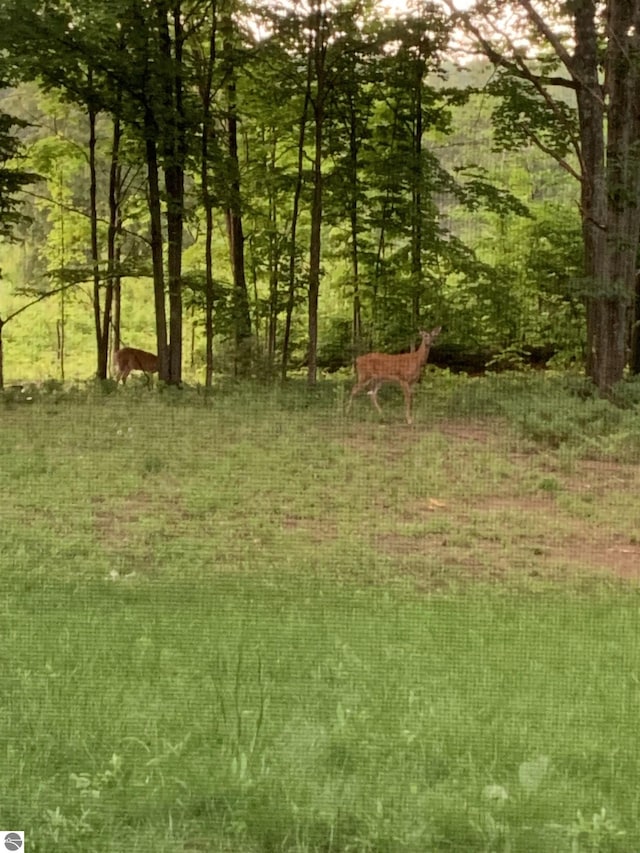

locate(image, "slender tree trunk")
(114, 265), (122, 352)
(347, 92), (362, 350)
(104, 113), (121, 377)
(0, 318), (4, 390)
(411, 58), (424, 330)
(87, 86), (108, 379)
(266, 131), (278, 372)
(193, 1), (218, 386)
(160, 3), (185, 386)
(190, 305), (196, 368)
(204, 192), (215, 385)
(132, 0), (167, 379)
(268, 260), (278, 368)
(632, 274), (640, 374)
(307, 5), (327, 387)
(165, 167), (184, 386)
(281, 76), (311, 380)
(58, 304), (65, 381)
(145, 119), (169, 380)
(204, 190), (215, 385)
(58, 169), (66, 381)
(307, 108), (323, 386)
(222, 10), (251, 376)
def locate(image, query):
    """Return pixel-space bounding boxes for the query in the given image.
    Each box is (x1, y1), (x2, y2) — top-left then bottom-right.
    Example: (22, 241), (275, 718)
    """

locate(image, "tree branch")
(525, 130), (582, 182)
(22, 189), (151, 247)
(443, 0), (585, 178)
(518, 0), (575, 75)
(2, 279), (80, 326)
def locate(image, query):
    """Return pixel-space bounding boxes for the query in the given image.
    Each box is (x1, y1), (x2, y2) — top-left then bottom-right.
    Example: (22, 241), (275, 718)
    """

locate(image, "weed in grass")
(549, 807), (628, 852)
(141, 453), (164, 475)
(538, 476), (561, 493)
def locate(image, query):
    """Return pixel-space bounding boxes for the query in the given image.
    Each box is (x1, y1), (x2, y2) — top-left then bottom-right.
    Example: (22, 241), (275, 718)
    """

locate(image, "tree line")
(0, 0), (637, 393)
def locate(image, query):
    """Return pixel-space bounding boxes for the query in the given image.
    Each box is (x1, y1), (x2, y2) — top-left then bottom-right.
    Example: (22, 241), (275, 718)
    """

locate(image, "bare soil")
(429, 422), (640, 580)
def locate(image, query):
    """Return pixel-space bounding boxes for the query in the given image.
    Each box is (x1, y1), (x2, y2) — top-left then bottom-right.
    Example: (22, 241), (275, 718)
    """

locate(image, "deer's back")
(355, 350), (426, 382)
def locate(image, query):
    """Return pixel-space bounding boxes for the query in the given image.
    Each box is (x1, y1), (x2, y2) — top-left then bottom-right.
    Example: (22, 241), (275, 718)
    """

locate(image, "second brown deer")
(113, 347), (159, 384)
(347, 327), (441, 424)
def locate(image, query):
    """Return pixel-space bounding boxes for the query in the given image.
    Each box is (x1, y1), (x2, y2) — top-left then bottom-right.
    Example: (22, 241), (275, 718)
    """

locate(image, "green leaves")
(488, 73), (578, 161)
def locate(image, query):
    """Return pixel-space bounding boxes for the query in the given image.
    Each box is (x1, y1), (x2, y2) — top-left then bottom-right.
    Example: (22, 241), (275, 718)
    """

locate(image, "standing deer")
(113, 347), (159, 384)
(347, 327), (441, 424)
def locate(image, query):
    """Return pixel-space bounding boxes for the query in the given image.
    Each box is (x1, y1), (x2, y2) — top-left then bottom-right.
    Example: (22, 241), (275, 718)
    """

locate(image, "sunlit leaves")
(488, 73), (577, 159)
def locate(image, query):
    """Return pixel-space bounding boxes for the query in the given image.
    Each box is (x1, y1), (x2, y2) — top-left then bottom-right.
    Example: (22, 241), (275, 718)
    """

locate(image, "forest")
(0, 0), (637, 391)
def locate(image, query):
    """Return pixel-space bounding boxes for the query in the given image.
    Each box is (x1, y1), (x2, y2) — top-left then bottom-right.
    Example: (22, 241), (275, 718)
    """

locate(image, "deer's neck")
(417, 338), (428, 364)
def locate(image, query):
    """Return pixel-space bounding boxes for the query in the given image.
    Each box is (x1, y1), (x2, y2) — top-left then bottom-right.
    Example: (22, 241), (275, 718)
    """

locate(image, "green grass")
(5, 579), (640, 852)
(2, 374), (640, 851)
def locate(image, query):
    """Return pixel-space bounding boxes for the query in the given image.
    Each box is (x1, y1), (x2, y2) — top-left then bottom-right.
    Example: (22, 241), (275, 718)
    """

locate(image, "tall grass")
(4, 577), (640, 852)
(1, 374), (640, 851)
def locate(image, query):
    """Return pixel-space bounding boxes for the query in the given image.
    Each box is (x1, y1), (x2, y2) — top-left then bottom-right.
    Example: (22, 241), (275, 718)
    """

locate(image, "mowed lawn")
(2, 377), (640, 852)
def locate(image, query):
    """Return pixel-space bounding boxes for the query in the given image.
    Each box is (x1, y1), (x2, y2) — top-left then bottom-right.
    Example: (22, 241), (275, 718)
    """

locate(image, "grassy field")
(2, 373), (640, 852)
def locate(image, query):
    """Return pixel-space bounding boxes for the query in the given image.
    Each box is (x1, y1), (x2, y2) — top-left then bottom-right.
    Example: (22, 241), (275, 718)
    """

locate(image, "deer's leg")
(368, 382), (384, 416)
(346, 384), (359, 412)
(401, 382), (413, 425)
(347, 378), (370, 412)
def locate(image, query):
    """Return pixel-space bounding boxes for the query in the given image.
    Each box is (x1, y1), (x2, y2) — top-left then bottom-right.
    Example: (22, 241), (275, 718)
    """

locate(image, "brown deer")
(113, 347), (159, 384)
(347, 327), (441, 424)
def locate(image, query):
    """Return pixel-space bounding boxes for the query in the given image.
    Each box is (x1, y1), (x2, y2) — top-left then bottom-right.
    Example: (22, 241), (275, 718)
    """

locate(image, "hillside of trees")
(0, 1), (635, 390)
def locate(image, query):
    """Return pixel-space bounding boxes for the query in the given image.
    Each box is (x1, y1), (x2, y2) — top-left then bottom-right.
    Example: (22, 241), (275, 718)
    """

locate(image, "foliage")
(0, 80), (36, 239)
(0, 0), (592, 382)
(489, 72), (578, 160)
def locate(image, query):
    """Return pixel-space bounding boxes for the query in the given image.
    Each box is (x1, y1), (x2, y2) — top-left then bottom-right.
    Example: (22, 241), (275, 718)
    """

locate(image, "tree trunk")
(307, 5), (327, 387)
(114, 267), (122, 352)
(160, 3), (184, 386)
(307, 108), (323, 386)
(0, 317), (4, 390)
(411, 57), (424, 330)
(58, 176), (66, 381)
(145, 120), (169, 381)
(265, 133), (278, 373)
(222, 10), (251, 376)
(575, 0), (640, 391)
(88, 90), (108, 379)
(281, 73), (311, 380)
(347, 92), (362, 350)
(452, 0), (640, 390)
(226, 205), (251, 374)
(194, 1), (218, 386)
(103, 113), (121, 378)
(631, 274), (640, 374)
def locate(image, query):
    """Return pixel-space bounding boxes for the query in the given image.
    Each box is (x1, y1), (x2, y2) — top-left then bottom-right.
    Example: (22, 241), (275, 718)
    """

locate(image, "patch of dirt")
(561, 460), (640, 495)
(91, 491), (189, 555)
(281, 515), (338, 543)
(92, 491), (155, 545)
(435, 421), (503, 445)
(341, 428), (426, 462)
(545, 524), (640, 579)
(372, 523), (640, 581)
(367, 445), (640, 582)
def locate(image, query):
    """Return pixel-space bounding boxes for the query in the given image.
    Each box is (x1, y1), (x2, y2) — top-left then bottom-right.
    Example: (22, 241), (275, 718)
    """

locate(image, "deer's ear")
(431, 326), (442, 336)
